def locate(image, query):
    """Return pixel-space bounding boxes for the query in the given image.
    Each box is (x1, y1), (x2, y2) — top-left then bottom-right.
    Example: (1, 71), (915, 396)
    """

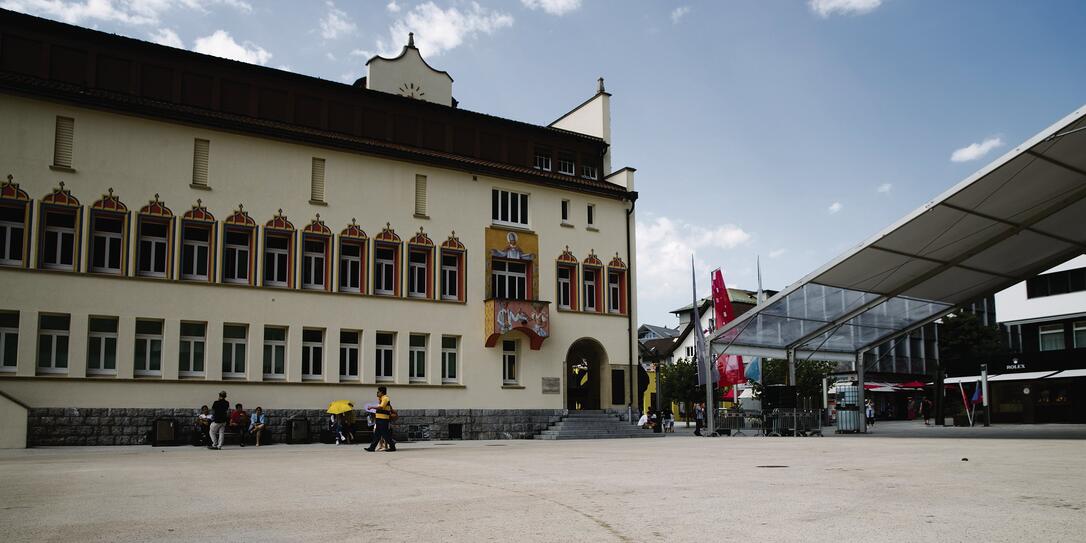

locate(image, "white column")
(15, 310), (38, 377)
(161, 318), (180, 380)
(204, 319), (224, 381)
(115, 315), (136, 379)
(287, 325), (302, 382)
(66, 312), (88, 378)
(324, 327), (340, 384)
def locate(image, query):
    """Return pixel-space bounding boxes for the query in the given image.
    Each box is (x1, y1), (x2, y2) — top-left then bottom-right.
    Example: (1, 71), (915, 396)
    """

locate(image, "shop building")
(0, 10), (639, 446)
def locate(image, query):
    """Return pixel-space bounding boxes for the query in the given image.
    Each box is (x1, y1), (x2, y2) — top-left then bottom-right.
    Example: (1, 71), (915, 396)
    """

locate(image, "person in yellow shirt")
(364, 387), (397, 452)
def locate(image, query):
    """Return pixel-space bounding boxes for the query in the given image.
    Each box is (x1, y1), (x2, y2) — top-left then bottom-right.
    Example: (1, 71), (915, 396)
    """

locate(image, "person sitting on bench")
(228, 403), (250, 447)
(194, 405), (212, 446)
(249, 407), (267, 447)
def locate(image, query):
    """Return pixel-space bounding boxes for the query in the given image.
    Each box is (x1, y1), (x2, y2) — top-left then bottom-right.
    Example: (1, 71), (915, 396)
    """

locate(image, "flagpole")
(692, 255), (715, 436)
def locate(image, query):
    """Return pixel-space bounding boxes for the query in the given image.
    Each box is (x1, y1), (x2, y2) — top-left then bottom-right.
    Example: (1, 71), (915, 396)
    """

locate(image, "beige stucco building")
(0, 11), (638, 445)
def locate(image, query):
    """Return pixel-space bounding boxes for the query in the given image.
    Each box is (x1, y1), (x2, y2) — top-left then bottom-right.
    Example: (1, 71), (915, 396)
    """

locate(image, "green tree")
(938, 310), (1009, 375)
(659, 357), (729, 418)
(754, 358), (837, 407)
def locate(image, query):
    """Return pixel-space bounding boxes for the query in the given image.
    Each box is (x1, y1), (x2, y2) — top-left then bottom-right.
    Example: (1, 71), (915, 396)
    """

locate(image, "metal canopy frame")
(710, 103), (1086, 363)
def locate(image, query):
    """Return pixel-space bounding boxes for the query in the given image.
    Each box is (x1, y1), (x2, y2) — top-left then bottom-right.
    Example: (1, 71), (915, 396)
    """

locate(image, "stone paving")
(2, 423), (1084, 542)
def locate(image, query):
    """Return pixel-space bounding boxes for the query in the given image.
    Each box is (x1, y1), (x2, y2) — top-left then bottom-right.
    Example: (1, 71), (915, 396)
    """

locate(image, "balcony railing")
(484, 298), (550, 350)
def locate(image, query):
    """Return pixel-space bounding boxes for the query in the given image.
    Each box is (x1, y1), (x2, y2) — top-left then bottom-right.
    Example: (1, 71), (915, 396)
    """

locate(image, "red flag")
(711, 269), (744, 386)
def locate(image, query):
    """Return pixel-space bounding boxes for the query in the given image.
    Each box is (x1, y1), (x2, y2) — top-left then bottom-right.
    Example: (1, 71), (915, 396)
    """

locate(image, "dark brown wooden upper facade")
(0, 9), (628, 199)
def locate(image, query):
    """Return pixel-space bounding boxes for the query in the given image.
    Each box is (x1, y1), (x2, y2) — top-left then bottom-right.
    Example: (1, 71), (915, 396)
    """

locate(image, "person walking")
(921, 397), (933, 426)
(694, 402), (705, 436)
(364, 387), (396, 452)
(209, 390), (230, 450)
(865, 399), (876, 428)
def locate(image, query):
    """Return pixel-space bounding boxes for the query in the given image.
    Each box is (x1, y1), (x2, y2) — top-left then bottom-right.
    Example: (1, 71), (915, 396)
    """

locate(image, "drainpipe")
(625, 196), (637, 418)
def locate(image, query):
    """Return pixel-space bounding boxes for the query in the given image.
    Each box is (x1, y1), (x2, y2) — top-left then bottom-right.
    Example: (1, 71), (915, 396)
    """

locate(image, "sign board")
(542, 377), (561, 394)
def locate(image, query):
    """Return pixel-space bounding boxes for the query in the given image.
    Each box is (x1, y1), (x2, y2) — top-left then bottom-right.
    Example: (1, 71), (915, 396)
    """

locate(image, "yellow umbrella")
(327, 399), (354, 415)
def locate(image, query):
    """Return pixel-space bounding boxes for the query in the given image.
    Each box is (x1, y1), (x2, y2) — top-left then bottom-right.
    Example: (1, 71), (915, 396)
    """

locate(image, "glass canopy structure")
(710, 103), (1086, 364)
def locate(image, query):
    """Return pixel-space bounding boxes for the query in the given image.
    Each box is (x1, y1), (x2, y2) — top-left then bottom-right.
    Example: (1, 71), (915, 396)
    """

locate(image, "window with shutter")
(53, 117), (74, 169)
(311, 157), (326, 203)
(192, 139), (210, 188)
(414, 174), (427, 217)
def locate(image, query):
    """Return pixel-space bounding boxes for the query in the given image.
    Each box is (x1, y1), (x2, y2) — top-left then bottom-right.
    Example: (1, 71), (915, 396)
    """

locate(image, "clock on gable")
(398, 82), (426, 99)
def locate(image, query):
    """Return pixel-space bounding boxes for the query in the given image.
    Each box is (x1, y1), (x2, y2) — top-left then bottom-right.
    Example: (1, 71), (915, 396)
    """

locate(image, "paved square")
(2, 425), (1084, 542)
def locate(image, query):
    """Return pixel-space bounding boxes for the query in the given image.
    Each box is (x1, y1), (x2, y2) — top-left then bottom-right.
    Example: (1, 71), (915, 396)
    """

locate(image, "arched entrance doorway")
(566, 338), (608, 410)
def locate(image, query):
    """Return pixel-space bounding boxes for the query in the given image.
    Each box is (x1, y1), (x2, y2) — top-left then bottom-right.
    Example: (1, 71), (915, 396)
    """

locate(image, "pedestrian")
(209, 390), (229, 450)
(865, 399), (875, 427)
(694, 402), (705, 436)
(921, 397), (933, 426)
(364, 386), (396, 452)
(664, 408), (675, 433)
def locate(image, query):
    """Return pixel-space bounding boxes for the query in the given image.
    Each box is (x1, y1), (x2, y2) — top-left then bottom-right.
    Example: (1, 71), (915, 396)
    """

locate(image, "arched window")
(440, 232), (466, 302)
(38, 182), (81, 271)
(339, 219), (367, 294)
(374, 223), (401, 296)
(0, 175), (31, 267)
(607, 253), (628, 315)
(136, 194), (174, 278)
(89, 188), (128, 275)
(556, 246), (579, 311)
(263, 210), (295, 288)
(582, 250), (604, 313)
(181, 199), (216, 282)
(222, 205), (256, 285)
(302, 214), (332, 291)
(407, 227), (434, 299)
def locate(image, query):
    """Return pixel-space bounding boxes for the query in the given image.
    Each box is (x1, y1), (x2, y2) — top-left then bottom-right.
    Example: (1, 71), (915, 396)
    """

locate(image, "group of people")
(194, 391), (268, 449)
(637, 408), (675, 433)
(193, 387), (397, 452)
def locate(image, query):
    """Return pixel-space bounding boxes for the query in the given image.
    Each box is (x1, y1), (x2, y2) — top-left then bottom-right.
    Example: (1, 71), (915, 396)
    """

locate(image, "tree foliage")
(658, 357), (726, 409)
(754, 358), (837, 406)
(938, 310), (1009, 374)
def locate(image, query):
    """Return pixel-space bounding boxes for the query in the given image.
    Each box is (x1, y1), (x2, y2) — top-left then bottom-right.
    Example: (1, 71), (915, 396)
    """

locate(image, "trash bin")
(287, 417), (310, 444)
(151, 417), (178, 446)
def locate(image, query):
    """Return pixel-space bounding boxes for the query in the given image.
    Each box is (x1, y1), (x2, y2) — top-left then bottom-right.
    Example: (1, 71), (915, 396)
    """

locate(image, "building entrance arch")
(566, 338), (608, 410)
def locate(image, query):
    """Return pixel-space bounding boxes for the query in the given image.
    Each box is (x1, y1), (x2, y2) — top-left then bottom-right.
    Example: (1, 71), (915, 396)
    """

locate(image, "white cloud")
(380, 2), (514, 57)
(521, 0), (581, 16)
(386, 0), (400, 13)
(951, 137), (1004, 163)
(636, 216), (751, 301)
(671, 6), (690, 24)
(808, 0), (882, 18)
(828, 201), (843, 214)
(876, 182), (892, 193)
(149, 27), (183, 48)
(349, 49), (373, 57)
(1, 0), (250, 26)
(193, 30), (271, 65)
(768, 248), (787, 259)
(320, 1), (356, 40)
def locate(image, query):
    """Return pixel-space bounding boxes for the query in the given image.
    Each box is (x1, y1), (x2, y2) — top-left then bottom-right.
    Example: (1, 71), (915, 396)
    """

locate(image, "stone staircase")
(534, 410), (665, 440)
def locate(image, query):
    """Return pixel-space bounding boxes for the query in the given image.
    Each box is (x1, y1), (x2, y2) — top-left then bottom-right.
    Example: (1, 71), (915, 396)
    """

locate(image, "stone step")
(534, 433), (665, 440)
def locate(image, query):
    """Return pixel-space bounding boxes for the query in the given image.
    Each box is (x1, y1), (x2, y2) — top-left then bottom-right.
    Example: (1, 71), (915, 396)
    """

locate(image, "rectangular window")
(408, 249), (429, 298)
(375, 245), (397, 295)
(339, 241), (364, 293)
(339, 330), (359, 378)
(1074, 321), (1086, 349)
(53, 116), (74, 169)
(38, 314), (69, 373)
(192, 138), (209, 187)
(441, 335), (458, 383)
(302, 237), (327, 290)
(222, 324), (247, 378)
(414, 174), (427, 216)
(587, 204), (595, 227)
(0, 311), (16, 371)
(1039, 324), (1065, 352)
(440, 251), (461, 301)
(223, 229), (251, 284)
(533, 149), (552, 171)
(311, 157), (326, 203)
(301, 329), (323, 379)
(134, 319), (163, 376)
(491, 189), (529, 227)
(491, 259), (528, 300)
(409, 334), (427, 382)
(86, 316), (118, 375)
(560, 200), (570, 223)
(375, 332), (394, 382)
(263, 234), (292, 287)
(0, 205), (27, 266)
(90, 214), (124, 274)
(583, 268), (599, 312)
(1026, 267), (1086, 299)
(137, 219), (170, 278)
(263, 326), (287, 379)
(41, 209), (77, 270)
(608, 271), (623, 314)
(581, 164), (598, 180)
(558, 156), (575, 176)
(557, 265), (574, 310)
(502, 339), (517, 384)
(179, 322), (206, 377)
(181, 224), (211, 280)
(686, 346), (695, 358)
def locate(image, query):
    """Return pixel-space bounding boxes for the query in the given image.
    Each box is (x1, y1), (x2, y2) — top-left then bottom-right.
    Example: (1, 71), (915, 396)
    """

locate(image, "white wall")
(995, 255), (1086, 324)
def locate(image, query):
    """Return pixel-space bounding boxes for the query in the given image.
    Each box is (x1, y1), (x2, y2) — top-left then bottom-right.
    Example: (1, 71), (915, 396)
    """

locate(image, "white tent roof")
(1046, 369), (1086, 379)
(988, 371), (1058, 382)
(712, 104), (1086, 360)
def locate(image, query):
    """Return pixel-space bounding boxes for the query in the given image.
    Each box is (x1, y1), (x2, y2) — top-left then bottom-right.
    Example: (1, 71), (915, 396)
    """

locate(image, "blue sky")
(6, 0), (1086, 326)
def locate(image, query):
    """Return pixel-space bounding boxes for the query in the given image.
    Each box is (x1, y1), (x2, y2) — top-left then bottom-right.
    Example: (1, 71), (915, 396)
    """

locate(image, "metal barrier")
(716, 409), (822, 437)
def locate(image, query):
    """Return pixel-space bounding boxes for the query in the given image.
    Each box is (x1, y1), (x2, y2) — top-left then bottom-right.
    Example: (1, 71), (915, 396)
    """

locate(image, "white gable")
(366, 33), (454, 107)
